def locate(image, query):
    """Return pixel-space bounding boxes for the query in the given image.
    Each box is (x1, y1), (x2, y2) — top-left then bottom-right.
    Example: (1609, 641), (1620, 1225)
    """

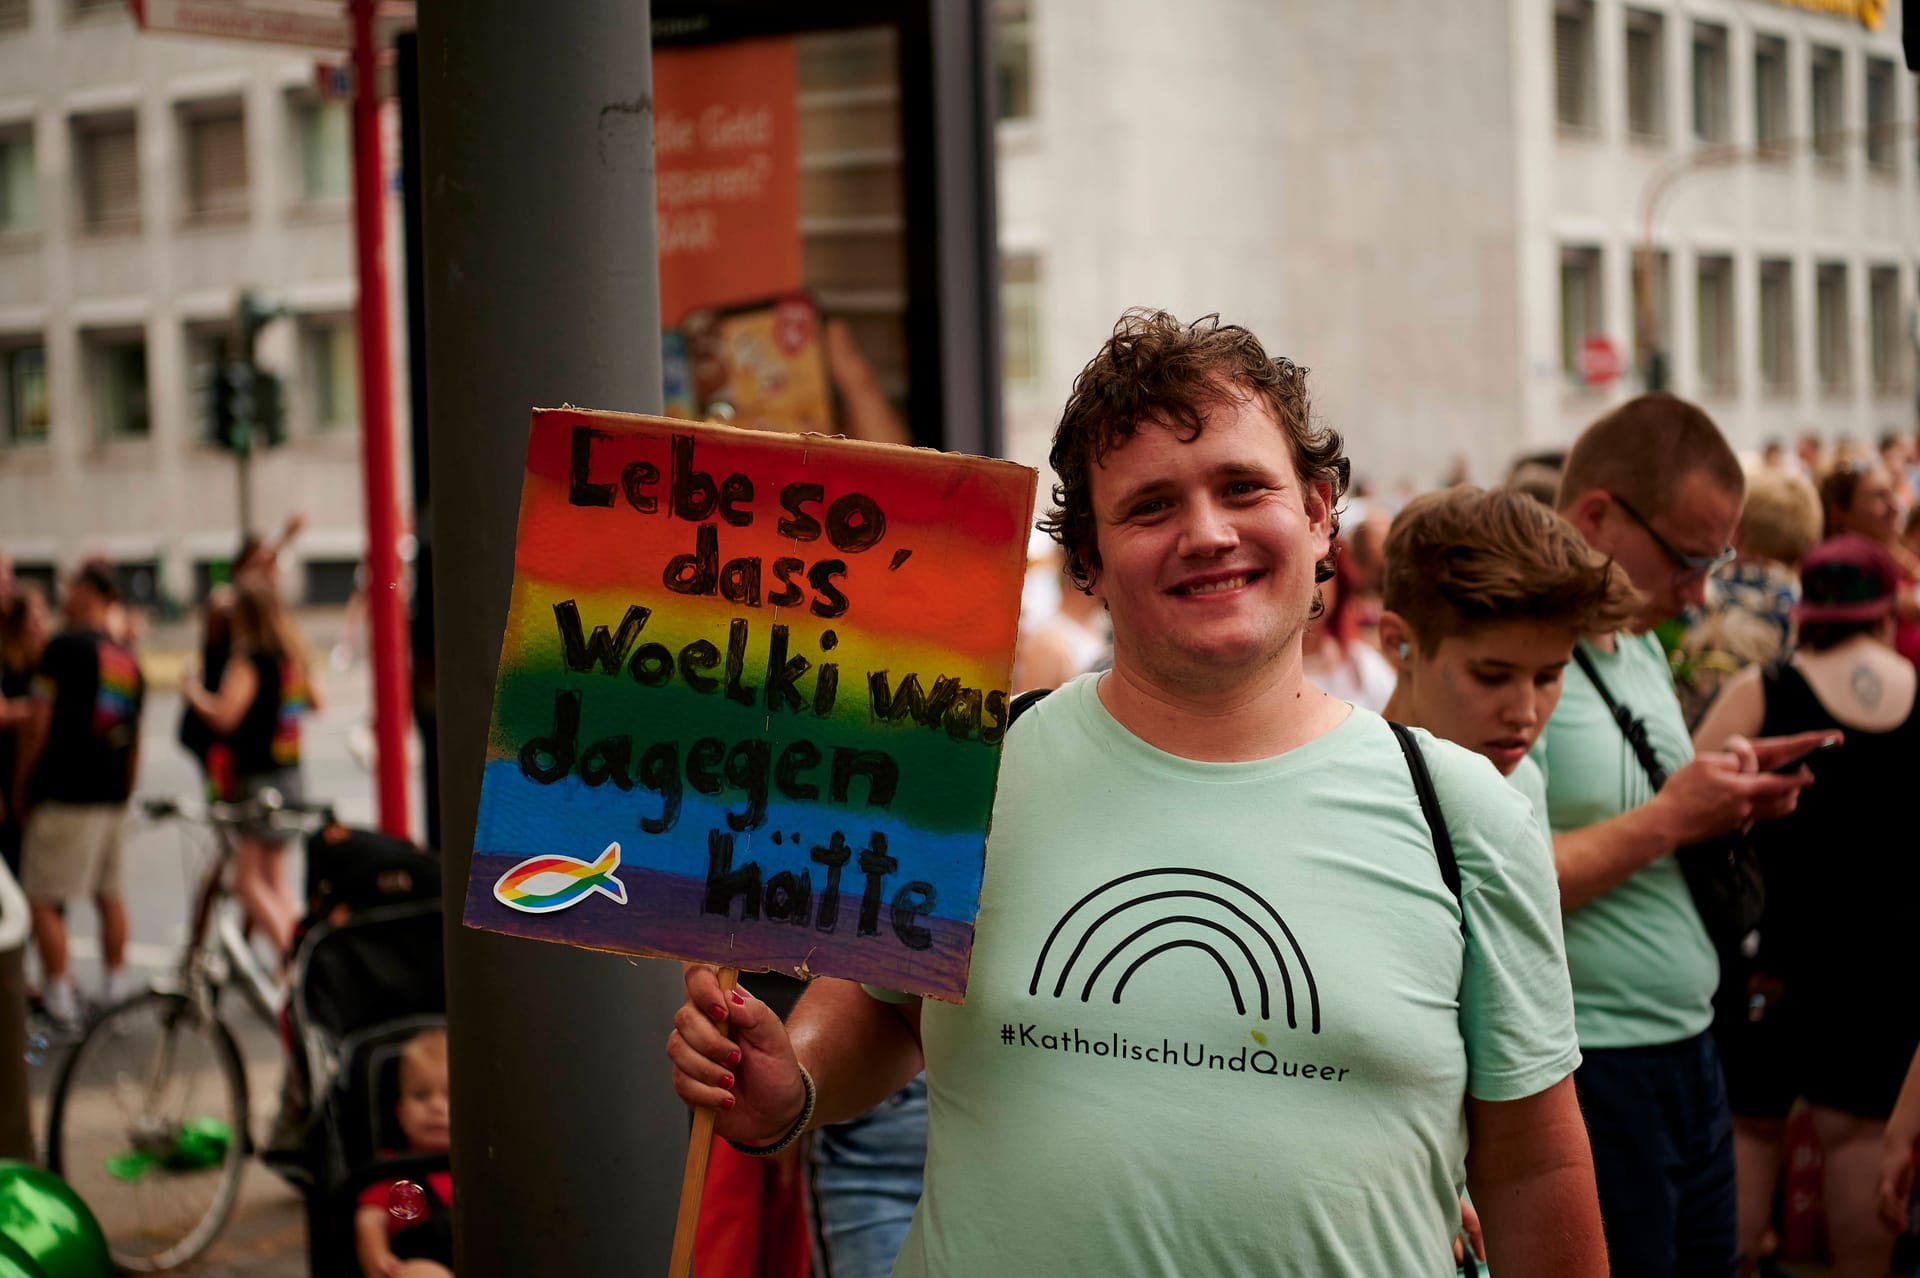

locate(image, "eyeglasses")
(1607, 492), (1736, 585)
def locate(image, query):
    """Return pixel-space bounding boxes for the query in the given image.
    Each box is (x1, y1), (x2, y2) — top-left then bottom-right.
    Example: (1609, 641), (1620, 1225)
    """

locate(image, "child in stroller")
(354, 1026), (453, 1276)
(278, 821), (451, 1275)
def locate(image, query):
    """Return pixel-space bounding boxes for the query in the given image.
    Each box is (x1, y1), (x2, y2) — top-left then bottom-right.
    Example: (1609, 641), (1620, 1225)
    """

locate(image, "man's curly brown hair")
(1038, 309), (1349, 592)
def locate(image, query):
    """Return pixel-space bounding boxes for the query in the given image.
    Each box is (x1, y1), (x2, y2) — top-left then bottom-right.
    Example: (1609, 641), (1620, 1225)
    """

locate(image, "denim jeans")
(810, 1076), (927, 1278)
(1574, 1031), (1737, 1278)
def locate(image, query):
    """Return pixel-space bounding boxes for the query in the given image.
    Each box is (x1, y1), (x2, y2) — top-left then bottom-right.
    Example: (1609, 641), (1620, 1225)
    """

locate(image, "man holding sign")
(668, 311), (1605, 1274)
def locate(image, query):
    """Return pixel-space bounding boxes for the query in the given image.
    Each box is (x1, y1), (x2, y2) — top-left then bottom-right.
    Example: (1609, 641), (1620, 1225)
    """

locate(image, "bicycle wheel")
(46, 991), (251, 1272)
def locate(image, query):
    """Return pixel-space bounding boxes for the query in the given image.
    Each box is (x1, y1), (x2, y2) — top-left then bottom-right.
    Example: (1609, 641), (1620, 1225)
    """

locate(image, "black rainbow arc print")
(1026, 868), (1321, 1033)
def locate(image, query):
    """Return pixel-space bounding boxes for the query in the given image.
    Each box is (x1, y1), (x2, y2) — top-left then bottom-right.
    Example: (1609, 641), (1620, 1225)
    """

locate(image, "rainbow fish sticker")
(493, 842), (629, 915)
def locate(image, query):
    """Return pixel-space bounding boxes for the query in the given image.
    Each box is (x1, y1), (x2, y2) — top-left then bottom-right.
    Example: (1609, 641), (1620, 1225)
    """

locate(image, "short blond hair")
(400, 1027), (447, 1085)
(1737, 469), (1822, 567)
(1384, 486), (1642, 648)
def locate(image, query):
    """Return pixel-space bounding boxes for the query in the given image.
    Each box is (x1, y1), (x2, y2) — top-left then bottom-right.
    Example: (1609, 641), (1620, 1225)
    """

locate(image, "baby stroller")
(277, 822), (449, 1275)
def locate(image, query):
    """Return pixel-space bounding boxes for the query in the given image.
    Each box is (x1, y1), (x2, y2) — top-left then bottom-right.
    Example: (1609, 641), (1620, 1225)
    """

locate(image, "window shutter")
(190, 111), (248, 215)
(84, 123), (138, 228)
(1555, 14), (1583, 127)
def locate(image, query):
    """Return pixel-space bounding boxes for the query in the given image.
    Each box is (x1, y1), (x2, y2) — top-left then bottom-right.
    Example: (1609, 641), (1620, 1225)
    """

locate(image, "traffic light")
(255, 370), (286, 446)
(206, 292), (289, 455)
(203, 349), (230, 448)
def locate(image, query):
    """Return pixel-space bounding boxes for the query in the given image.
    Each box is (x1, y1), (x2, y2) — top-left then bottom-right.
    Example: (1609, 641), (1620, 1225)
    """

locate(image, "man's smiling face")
(1086, 390), (1333, 696)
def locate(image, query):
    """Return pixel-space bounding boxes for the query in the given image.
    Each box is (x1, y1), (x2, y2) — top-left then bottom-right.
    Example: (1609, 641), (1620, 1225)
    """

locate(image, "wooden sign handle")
(668, 965), (739, 1278)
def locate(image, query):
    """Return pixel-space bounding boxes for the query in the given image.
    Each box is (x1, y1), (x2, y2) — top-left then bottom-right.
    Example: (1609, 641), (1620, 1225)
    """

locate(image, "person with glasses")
(1536, 394), (1834, 1278)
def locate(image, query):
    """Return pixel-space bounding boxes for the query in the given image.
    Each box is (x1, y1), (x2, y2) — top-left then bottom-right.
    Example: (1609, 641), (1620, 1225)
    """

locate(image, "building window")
(180, 100), (247, 221)
(1691, 22), (1729, 144)
(1633, 249), (1670, 375)
(1757, 259), (1794, 393)
(1000, 252), (1040, 384)
(114, 559), (160, 608)
(184, 324), (226, 445)
(73, 112), (139, 232)
(305, 318), (358, 429)
(1870, 266), (1904, 392)
(1815, 263), (1849, 393)
(2, 342), (47, 445)
(289, 93), (349, 202)
(1866, 58), (1897, 173)
(0, 125), (34, 232)
(1624, 10), (1665, 142)
(1753, 35), (1788, 155)
(303, 558), (360, 606)
(87, 332), (149, 440)
(1810, 46), (1844, 167)
(994, 0), (1032, 123)
(1555, 1), (1596, 133)
(0, 0), (28, 30)
(1696, 255), (1734, 393)
(1560, 246), (1603, 382)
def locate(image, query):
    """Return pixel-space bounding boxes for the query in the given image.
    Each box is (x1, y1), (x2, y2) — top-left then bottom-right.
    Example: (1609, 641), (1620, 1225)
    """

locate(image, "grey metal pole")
(418, 4), (684, 1274)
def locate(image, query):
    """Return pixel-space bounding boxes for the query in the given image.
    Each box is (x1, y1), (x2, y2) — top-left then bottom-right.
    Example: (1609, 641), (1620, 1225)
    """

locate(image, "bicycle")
(44, 788), (329, 1272)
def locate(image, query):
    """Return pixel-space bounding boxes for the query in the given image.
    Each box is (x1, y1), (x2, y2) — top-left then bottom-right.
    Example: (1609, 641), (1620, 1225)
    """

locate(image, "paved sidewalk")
(189, 1167), (307, 1277)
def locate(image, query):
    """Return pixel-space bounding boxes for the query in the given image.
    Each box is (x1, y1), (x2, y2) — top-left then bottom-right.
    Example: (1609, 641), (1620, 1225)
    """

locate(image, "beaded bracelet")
(726, 1064), (816, 1157)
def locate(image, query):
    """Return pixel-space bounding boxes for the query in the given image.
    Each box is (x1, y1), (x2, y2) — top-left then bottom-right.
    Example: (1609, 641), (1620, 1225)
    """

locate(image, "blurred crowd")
(0, 516), (319, 1038)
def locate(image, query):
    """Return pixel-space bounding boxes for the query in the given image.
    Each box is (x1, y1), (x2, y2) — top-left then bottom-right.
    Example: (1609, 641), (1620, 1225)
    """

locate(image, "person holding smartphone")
(1694, 534), (1917, 1278)
(1534, 396), (1830, 1277)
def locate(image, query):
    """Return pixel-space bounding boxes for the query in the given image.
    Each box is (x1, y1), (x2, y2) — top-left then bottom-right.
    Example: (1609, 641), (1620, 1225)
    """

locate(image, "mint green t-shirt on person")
(1531, 631), (1718, 1049)
(868, 674), (1580, 1277)
(1449, 752), (1554, 1278)
(1507, 754), (1550, 834)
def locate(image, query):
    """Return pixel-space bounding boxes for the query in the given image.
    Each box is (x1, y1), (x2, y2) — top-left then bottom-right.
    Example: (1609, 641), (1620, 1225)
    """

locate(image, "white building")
(995, 0), (1919, 494)
(0, 0), (398, 607)
(3, 0), (1913, 600)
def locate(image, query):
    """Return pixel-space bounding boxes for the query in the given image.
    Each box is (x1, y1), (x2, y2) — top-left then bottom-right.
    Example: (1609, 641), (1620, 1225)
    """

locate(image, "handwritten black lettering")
(568, 425), (614, 507)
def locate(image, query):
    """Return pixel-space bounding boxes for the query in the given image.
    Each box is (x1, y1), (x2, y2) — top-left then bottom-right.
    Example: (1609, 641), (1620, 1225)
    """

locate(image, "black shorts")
(1715, 963), (1920, 1121)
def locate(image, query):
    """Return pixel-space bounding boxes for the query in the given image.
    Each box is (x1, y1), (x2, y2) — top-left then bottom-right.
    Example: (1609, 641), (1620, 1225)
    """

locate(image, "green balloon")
(0, 1162), (112, 1278)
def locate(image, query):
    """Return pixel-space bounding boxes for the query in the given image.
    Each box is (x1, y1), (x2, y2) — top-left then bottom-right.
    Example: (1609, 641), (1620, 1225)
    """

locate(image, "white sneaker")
(40, 978), (83, 1040)
(41, 977), (77, 1021)
(100, 968), (143, 1006)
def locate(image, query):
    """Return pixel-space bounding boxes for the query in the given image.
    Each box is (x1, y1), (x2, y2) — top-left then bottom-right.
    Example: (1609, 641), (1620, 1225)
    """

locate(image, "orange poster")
(654, 38), (803, 326)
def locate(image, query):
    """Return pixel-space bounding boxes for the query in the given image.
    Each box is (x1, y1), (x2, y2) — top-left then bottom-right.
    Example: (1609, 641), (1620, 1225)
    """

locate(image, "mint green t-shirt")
(1507, 755), (1550, 834)
(1532, 632), (1718, 1048)
(875, 675), (1579, 1277)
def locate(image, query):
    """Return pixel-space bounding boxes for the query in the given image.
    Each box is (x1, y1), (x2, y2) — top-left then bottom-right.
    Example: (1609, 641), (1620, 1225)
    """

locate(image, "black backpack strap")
(1571, 643), (1669, 789)
(1387, 721), (1465, 935)
(1008, 687), (1052, 724)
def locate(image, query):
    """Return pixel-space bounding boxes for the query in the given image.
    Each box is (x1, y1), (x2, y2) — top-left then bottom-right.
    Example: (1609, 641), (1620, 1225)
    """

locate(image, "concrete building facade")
(0, 0), (400, 606)
(996, 0), (1918, 492)
(2, 0), (1914, 596)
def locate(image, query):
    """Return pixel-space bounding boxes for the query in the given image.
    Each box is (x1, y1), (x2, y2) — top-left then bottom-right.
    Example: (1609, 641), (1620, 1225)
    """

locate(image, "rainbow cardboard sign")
(465, 409), (1037, 1002)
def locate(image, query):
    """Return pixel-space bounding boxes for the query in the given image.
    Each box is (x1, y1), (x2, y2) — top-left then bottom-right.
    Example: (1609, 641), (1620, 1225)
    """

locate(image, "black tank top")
(229, 650), (287, 776)
(1754, 659), (1920, 980)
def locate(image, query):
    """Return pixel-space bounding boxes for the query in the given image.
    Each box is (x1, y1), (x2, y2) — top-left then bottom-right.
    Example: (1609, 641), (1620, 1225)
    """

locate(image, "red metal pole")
(351, 0), (412, 838)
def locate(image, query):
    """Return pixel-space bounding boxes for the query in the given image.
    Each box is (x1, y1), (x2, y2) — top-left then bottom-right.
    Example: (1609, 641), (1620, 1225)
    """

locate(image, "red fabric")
(693, 1135), (810, 1277)
(357, 1170), (454, 1238)
(1780, 1109), (1828, 1263)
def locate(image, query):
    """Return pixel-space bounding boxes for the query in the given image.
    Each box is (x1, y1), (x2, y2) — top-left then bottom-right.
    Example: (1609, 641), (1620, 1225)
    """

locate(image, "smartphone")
(1768, 738), (1839, 774)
